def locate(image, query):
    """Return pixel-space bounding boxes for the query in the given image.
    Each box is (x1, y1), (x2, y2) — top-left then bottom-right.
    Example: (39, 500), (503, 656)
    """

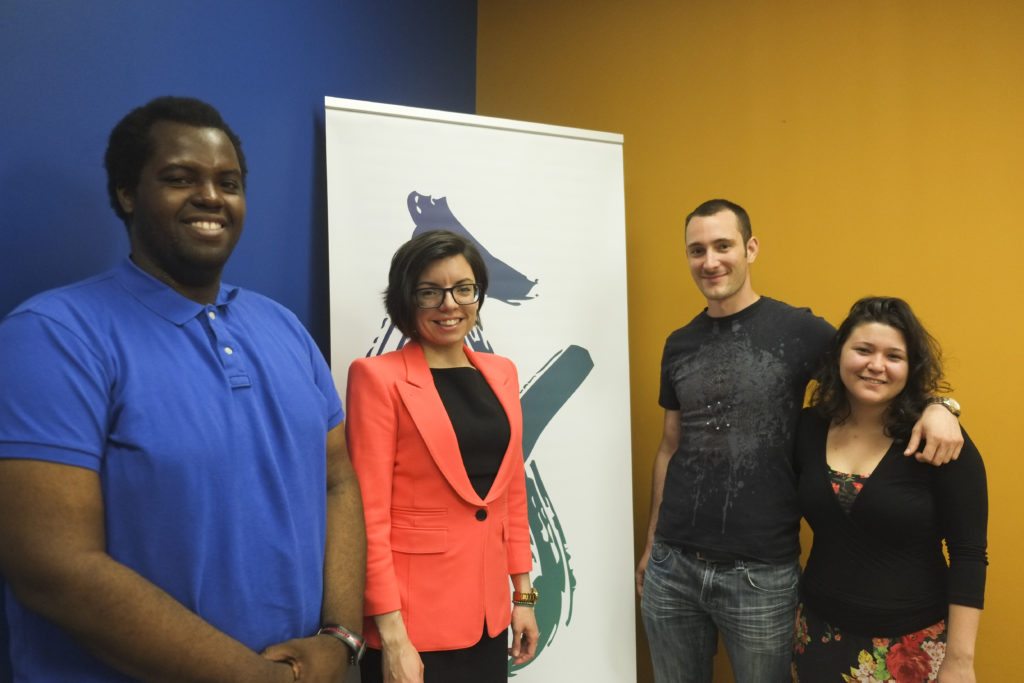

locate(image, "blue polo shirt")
(0, 259), (343, 682)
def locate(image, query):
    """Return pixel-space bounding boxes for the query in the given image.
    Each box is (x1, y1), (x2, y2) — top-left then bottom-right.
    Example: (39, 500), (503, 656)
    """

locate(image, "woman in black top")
(793, 297), (987, 683)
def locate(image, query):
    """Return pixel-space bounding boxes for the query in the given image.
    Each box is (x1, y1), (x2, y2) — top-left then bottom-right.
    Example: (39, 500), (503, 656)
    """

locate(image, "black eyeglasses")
(414, 284), (480, 309)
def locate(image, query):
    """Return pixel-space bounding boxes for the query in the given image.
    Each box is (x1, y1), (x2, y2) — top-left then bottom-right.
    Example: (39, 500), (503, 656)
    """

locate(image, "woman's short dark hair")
(385, 230), (489, 340)
(104, 96), (247, 227)
(811, 296), (950, 439)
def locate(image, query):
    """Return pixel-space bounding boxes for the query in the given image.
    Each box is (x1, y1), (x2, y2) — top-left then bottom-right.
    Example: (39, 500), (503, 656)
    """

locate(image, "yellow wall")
(477, 2), (1022, 680)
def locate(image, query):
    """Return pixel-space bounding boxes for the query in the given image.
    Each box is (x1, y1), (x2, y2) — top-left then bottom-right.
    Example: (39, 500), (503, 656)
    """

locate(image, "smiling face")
(117, 121), (245, 301)
(414, 254), (480, 361)
(685, 209), (759, 316)
(839, 322), (910, 409)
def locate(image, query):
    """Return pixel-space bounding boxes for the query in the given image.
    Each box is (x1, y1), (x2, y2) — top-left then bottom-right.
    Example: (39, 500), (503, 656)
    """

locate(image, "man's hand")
(635, 545), (653, 598)
(904, 403), (964, 465)
(637, 411), (681, 599)
(262, 635), (348, 682)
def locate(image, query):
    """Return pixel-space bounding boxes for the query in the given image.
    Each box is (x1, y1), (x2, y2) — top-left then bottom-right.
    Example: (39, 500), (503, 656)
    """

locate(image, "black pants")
(360, 622), (506, 683)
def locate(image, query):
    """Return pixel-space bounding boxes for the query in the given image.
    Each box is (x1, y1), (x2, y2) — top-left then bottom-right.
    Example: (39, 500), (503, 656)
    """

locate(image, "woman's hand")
(509, 605), (540, 665)
(937, 605), (981, 683)
(375, 611), (423, 683)
(380, 635), (424, 683)
(936, 653), (975, 683)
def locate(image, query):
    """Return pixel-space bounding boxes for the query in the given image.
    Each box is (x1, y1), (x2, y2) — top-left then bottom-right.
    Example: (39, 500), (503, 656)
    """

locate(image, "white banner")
(325, 97), (635, 681)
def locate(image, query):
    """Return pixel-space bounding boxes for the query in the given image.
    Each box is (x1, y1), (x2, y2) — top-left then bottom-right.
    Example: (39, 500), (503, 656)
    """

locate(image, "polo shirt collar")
(115, 258), (240, 326)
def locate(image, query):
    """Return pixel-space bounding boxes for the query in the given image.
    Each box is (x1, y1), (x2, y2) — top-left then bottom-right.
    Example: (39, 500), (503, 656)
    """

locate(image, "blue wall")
(0, 1), (477, 679)
(1, 0), (477, 348)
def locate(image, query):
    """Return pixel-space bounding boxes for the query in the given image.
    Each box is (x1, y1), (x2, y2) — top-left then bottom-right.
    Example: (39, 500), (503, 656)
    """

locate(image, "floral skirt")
(792, 603), (947, 682)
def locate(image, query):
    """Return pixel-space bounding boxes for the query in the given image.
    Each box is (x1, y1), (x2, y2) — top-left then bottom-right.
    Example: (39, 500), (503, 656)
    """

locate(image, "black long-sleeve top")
(431, 367), (509, 500)
(796, 409), (988, 636)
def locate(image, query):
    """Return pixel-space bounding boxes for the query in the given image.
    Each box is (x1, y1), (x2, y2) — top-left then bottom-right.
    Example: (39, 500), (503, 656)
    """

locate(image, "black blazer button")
(475, 509), (487, 521)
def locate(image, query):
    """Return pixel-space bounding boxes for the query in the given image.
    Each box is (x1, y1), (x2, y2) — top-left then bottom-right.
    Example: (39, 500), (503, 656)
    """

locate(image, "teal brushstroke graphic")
(515, 461), (575, 675)
(510, 346), (592, 676)
(521, 346), (594, 461)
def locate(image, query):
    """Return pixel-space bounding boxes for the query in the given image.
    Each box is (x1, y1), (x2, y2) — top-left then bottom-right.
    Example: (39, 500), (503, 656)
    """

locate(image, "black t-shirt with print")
(656, 297), (834, 563)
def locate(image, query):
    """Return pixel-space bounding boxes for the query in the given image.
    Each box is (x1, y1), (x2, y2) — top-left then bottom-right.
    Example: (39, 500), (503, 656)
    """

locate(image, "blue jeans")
(641, 542), (799, 683)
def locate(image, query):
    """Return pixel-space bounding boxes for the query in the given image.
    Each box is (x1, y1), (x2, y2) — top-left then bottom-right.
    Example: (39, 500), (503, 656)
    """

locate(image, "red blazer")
(345, 342), (532, 651)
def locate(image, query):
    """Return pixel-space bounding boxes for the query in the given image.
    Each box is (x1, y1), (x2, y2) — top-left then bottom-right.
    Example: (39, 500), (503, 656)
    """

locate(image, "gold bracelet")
(512, 587), (539, 606)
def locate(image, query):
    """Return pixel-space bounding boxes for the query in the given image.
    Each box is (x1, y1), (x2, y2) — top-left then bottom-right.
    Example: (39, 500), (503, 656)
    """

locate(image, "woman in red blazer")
(346, 230), (539, 683)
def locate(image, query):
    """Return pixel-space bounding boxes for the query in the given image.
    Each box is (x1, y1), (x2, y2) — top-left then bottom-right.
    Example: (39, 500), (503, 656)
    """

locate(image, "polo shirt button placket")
(203, 305), (251, 389)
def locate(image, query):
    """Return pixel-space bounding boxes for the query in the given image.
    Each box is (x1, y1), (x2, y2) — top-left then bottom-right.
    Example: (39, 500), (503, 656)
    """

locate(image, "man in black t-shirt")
(634, 199), (963, 683)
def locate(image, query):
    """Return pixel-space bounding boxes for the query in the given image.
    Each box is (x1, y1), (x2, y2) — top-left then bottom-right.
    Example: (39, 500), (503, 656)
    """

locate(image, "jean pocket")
(743, 561), (799, 593)
(650, 541), (673, 564)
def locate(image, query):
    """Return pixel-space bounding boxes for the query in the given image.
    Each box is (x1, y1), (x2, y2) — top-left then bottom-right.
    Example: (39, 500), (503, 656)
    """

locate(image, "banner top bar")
(324, 96), (623, 145)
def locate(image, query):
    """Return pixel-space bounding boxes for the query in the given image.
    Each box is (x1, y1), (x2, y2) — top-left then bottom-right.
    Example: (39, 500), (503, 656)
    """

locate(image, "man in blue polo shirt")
(0, 97), (365, 682)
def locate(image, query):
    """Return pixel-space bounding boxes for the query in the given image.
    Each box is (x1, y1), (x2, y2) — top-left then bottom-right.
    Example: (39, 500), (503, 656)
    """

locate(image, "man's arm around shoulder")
(905, 402), (964, 465)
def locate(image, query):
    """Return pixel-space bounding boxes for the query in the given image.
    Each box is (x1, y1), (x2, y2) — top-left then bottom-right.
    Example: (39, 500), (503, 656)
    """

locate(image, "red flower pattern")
(886, 634), (932, 681)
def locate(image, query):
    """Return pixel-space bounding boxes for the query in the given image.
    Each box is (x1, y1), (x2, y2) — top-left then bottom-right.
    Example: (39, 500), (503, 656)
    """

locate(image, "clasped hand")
(262, 634), (349, 682)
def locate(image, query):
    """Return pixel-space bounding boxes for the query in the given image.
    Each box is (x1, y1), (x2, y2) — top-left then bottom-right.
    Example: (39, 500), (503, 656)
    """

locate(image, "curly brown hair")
(811, 296), (951, 439)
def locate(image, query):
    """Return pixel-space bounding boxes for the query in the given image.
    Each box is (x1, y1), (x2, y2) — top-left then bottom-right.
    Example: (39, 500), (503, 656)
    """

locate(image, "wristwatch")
(926, 396), (961, 417)
(317, 624), (366, 664)
(512, 587), (540, 606)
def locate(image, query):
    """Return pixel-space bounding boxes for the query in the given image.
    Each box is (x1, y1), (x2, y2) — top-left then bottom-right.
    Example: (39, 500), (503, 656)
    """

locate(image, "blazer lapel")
(466, 346), (524, 504)
(396, 343), (483, 505)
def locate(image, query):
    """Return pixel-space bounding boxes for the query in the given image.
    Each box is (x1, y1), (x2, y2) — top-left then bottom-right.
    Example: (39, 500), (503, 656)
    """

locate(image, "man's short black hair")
(385, 230), (489, 340)
(685, 198), (752, 243)
(104, 96), (247, 226)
